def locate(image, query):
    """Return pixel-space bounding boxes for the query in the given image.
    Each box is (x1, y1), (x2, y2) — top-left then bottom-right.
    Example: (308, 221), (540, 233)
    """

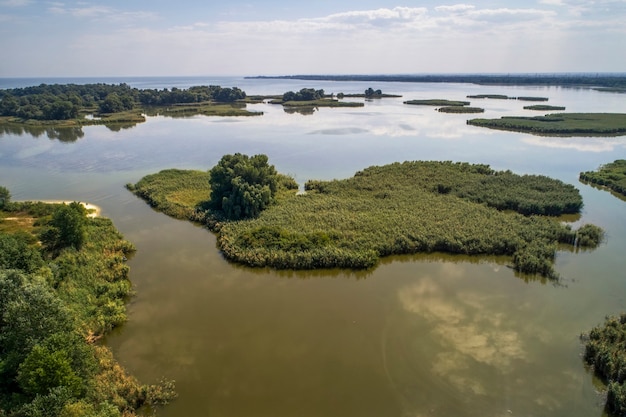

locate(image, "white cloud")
(3, 3), (625, 76)
(435, 4), (476, 12)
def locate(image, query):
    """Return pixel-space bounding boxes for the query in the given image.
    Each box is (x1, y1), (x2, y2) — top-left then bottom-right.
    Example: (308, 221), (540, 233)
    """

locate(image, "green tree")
(17, 344), (83, 398)
(209, 153), (278, 220)
(41, 202), (88, 251)
(0, 185), (10, 209)
(0, 233), (44, 273)
(0, 271), (75, 395)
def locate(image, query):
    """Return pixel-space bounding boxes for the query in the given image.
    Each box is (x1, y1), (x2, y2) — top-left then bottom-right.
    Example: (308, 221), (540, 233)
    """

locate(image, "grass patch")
(273, 99), (364, 108)
(404, 99), (470, 106)
(467, 94), (511, 99)
(468, 113), (626, 136)
(516, 96), (549, 101)
(143, 102), (262, 117)
(130, 161), (599, 279)
(438, 106), (484, 113)
(524, 105), (566, 111)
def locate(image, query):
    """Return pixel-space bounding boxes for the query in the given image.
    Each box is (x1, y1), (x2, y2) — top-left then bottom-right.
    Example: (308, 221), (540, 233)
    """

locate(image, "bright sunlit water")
(2, 77), (626, 416)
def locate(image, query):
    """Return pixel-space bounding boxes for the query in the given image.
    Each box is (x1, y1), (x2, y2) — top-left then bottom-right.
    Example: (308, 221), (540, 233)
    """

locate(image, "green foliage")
(138, 85), (245, 105)
(524, 105), (566, 111)
(98, 93), (134, 114)
(209, 153), (279, 220)
(17, 344), (83, 398)
(466, 94), (511, 99)
(127, 169), (212, 220)
(404, 99), (470, 106)
(0, 200), (173, 416)
(0, 233), (44, 273)
(468, 113), (626, 136)
(364, 88), (382, 97)
(438, 106), (484, 113)
(282, 88), (325, 102)
(584, 314), (626, 415)
(452, 170), (583, 215)
(0, 83), (249, 123)
(517, 96), (549, 101)
(41, 203), (88, 251)
(580, 160), (626, 198)
(0, 186), (10, 209)
(133, 160), (598, 278)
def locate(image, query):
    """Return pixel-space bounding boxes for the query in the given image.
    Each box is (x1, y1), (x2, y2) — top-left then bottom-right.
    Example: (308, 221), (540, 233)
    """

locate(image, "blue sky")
(1, 0), (624, 77)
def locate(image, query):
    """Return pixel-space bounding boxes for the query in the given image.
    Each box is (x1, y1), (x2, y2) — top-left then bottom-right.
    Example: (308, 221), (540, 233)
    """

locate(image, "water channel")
(1, 77), (626, 416)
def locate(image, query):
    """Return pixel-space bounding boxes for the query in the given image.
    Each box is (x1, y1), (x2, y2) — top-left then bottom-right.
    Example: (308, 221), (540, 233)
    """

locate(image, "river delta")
(2, 76), (626, 417)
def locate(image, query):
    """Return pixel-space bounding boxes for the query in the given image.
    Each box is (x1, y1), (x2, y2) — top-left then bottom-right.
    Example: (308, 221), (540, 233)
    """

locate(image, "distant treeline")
(248, 74), (626, 89)
(0, 83), (246, 121)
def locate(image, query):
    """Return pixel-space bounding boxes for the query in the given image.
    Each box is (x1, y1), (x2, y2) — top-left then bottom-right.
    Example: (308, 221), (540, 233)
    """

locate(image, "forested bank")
(0, 83), (253, 124)
(248, 74), (626, 90)
(0, 190), (175, 417)
(128, 158), (602, 280)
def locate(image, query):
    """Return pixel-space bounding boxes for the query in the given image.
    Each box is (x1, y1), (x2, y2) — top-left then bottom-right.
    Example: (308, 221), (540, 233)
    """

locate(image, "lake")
(2, 77), (626, 417)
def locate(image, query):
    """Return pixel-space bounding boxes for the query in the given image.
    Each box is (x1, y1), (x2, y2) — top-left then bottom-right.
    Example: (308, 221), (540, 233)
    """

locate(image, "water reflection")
(283, 106), (317, 115)
(0, 123), (85, 142)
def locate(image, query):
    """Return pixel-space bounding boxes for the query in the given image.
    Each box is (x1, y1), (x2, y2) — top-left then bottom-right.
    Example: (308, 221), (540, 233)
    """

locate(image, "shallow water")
(2, 77), (626, 416)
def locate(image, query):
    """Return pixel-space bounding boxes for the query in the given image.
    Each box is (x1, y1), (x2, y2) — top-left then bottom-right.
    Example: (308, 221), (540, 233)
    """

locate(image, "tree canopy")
(209, 153), (279, 220)
(282, 88), (325, 102)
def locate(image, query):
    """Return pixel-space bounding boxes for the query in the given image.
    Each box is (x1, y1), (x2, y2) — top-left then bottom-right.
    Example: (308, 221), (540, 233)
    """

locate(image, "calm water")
(2, 77), (626, 416)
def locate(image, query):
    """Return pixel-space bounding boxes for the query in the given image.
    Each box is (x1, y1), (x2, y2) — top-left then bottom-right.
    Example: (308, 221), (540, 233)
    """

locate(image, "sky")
(0, 0), (625, 77)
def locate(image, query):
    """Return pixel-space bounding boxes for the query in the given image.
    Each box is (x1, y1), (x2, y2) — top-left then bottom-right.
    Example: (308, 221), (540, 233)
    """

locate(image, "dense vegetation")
(467, 113), (626, 136)
(517, 96), (549, 102)
(438, 106), (484, 113)
(271, 88), (364, 108)
(404, 99), (470, 106)
(129, 160), (601, 279)
(580, 160), (626, 197)
(364, 88), (383, 98)
(0, 194), (175, 416)
(281, 88), (326, 102)
(524, 105), (566, 111)
(583, 314), (626, 415)
(0, 83), (252, 123)
(207, 153), (296, 220)
(467, 94), (511, 99)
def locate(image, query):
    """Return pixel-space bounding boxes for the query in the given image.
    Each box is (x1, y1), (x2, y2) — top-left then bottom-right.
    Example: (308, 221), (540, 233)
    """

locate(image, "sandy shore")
(24, 200), (102, 217)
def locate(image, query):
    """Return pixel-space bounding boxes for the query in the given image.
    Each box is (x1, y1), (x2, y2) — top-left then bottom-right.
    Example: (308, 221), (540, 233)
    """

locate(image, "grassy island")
(128, 160), (602, 280)
(278, 99), (364, 108)
(468, 113), (626, 136)
(467, 94), (511, 99)
(438, 106), (484, 113)
(580, 160), (626, 197)
(0, 194), (175, 416)
(523, 105), (566, 111)
(404, 99), (470, 107)
(517, 96), (549, 102)
(583, 314), (626, 415)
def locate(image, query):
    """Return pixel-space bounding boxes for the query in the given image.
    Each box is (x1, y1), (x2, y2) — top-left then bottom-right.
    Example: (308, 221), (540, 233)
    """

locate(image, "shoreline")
(17, 200), (101, 217)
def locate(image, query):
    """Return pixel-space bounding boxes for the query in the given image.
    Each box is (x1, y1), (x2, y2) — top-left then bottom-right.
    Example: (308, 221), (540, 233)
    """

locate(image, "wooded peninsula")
(0, 192), (176, 416)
